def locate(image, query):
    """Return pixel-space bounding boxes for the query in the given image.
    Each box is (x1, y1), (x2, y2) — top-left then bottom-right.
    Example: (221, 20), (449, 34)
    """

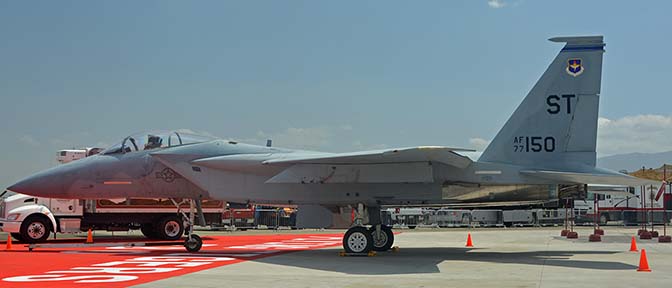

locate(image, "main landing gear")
(171, 197), (206, 252)
(342, 204), (395, 254)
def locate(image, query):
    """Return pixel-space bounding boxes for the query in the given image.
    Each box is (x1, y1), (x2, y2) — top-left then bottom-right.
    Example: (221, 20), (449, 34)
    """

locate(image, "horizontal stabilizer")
(263, 146), (474, 169)
(521, 169), (658, 187)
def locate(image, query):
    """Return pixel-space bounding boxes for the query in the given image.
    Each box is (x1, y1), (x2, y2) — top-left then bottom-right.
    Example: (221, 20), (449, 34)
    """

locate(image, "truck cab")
(0, 192), (80, 242)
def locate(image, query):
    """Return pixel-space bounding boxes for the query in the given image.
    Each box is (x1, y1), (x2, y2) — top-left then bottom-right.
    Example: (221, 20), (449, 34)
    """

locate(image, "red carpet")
(0, 233), (342, 287)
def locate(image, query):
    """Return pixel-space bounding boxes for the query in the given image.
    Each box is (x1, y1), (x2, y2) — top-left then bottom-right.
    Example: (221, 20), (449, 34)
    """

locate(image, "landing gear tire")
(156, 215), (184, 240)
(184, 234), (202, 252)
(20, 215), (51, 243)
(370, 226), (394, 252)
(10, 233), (24, 242)
(140, 224), (159, 239)
(343, 226), (373, 254)
(599, 215), (608, 225)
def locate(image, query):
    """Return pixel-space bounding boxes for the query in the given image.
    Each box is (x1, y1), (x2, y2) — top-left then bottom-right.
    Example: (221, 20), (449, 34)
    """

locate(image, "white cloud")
(469, 137), (490, 151)
(240, 125), (391, 152)
(340, 124), (353, 131)
(49, 138), (71, 147)
(597, 114), (672, 156)
(352, 140), (388, 151)
(487, 0), (506, 8)
(18, 135), (40, 147)
(174, 129), (217, 138)
(254, 127), (331, 151)
(93, 141), (111, 149)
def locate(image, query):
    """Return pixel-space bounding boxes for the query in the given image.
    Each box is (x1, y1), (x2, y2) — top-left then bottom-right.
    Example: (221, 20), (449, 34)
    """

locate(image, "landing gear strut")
(171, 197), (206, 252)
(342, 204), (394, 254)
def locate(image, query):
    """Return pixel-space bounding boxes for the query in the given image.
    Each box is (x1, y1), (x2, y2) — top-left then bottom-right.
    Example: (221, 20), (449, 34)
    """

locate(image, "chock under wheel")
(339, 251), (377, 257)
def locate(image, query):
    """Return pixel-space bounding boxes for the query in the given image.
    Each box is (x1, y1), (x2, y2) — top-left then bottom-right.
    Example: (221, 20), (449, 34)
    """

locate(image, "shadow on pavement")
(252, 247), (637, 275)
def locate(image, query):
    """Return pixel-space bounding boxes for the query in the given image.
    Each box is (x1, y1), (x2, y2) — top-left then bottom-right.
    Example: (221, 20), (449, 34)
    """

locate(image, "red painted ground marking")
(0, 234), (343, 287)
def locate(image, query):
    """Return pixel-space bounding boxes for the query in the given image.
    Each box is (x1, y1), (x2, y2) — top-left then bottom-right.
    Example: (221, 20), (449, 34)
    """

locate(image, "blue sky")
(1, 1), (671, 188)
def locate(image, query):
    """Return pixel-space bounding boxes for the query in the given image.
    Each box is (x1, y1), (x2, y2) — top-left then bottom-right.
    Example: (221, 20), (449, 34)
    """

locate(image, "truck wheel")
(141, 224), (159, 239)
(20, 215), (51, 243)
(156, 215), (184, 240)
(10, 233), (24, 242)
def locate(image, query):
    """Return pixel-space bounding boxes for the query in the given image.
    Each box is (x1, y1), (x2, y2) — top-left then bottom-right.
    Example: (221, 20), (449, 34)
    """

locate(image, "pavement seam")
(537, 231), (552, 288)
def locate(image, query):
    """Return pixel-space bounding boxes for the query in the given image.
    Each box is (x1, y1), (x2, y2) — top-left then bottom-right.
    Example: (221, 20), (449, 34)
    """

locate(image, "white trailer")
(385, 207), (429, 229)
(431, 209), (471, 228)
(471, 210), (504, 227)
(574, 185), (671, 225)
(503, 210), (535, 227)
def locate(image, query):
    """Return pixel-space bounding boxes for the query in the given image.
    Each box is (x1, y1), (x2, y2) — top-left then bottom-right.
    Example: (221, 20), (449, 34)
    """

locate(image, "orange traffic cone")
(6, 234), (12, 250)
(637, 249), (651, 272)
(629, 236), (638, 252)
(86, 228), (93, 244)
(466, 233), (474, 247)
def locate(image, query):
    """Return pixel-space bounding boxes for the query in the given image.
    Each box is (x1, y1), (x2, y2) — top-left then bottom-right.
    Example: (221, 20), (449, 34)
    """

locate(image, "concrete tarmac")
(132, 226), (672, 288)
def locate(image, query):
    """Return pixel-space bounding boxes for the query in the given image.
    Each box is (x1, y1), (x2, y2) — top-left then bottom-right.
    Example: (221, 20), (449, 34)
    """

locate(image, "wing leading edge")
(263, 146), (474, 167)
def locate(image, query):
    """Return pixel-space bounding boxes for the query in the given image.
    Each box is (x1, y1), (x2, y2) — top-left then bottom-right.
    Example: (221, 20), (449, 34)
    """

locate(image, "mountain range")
(597, 151), (672, 173)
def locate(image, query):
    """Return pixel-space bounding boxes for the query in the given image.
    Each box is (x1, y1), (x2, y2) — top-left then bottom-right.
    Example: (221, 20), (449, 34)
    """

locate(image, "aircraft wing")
(189, 146), (474, 184)
(263, 146), (472, 183)
(262, 146), (474, 184)
(520, 169), (659, 187)
(263, 146), (474, 167)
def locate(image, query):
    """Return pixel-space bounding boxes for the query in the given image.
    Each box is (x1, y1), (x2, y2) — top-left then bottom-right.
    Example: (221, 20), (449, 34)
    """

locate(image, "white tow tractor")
(0, 148), (224, 243)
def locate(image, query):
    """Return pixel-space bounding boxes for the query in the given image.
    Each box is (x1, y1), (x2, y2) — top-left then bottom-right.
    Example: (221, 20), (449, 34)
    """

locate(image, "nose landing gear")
(184, 234), (203, 252)
(170, 197), (206, 252)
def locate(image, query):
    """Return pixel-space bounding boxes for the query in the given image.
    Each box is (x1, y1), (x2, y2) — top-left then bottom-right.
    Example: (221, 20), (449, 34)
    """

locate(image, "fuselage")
(8, 138), (565, 206)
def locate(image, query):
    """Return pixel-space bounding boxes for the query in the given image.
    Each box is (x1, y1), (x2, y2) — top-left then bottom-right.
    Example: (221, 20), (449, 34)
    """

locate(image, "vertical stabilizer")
(480, 36), (605, 169)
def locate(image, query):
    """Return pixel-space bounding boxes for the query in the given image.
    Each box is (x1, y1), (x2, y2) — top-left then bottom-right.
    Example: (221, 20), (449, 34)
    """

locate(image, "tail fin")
(480, 36), (605, 168)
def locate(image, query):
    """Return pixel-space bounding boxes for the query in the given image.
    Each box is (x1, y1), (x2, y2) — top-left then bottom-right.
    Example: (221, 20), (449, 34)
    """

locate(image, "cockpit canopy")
(101, 130), (216, 155)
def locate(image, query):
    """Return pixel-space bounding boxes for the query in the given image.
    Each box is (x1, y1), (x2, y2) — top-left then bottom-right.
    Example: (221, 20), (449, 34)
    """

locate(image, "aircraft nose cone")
(8, 168), (67, 197)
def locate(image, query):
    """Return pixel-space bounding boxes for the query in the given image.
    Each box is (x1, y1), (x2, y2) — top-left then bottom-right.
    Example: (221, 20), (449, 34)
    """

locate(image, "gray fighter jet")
(7, 36), (653, 253)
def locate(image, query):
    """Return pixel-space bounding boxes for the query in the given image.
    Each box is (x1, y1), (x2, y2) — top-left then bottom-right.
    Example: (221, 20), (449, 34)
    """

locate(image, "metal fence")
(254, 208), (294, 229)
(220, 207), (671, 231)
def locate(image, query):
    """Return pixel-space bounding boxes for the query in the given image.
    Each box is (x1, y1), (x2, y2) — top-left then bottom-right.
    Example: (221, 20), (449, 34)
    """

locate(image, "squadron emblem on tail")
(566, 58), (583, 77)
